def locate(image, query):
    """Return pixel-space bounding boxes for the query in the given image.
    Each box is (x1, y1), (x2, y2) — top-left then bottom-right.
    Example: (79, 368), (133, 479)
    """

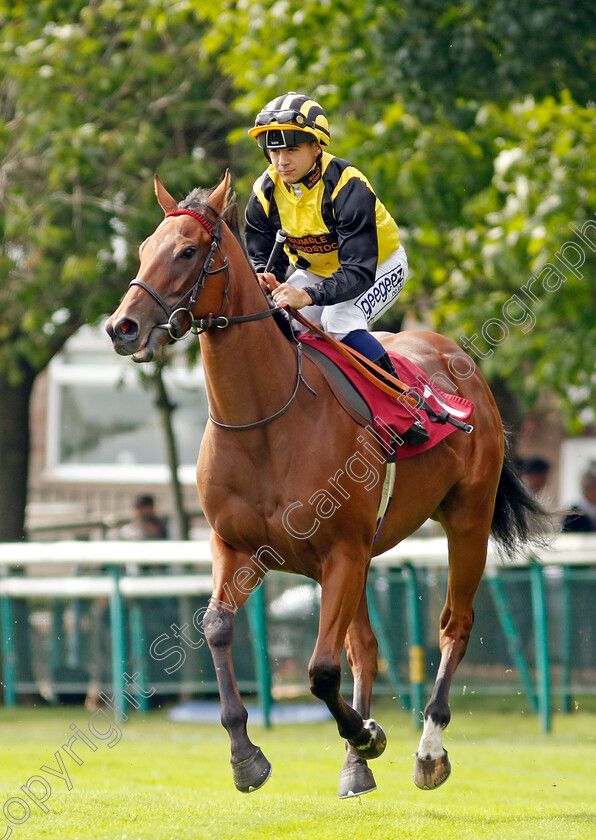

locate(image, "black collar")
(299, 157), (322, 190)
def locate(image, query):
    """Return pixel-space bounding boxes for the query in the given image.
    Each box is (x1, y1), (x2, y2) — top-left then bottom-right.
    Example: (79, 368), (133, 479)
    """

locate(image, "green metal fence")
(1, 535), (594, 732)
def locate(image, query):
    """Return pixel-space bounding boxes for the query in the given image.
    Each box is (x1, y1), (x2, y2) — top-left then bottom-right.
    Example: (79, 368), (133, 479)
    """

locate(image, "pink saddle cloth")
(299, 334), (475, 460)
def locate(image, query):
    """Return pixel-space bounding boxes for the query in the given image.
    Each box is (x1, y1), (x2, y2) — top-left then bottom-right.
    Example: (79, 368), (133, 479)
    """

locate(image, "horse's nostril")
(116, 318), (139, 341)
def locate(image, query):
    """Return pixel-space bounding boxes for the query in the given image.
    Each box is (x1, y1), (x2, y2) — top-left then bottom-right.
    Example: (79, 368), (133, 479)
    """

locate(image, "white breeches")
(287, 245), (408, 339)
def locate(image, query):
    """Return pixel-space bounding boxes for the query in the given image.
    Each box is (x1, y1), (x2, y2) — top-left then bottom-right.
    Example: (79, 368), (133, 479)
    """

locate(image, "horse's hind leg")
(309, 549), (387, 781)
(414, 506), (493, 790)
(203, 534), (272, 793)
(339, 575), (383, 798)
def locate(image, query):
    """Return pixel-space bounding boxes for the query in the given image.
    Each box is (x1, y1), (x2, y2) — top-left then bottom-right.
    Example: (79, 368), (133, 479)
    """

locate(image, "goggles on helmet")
(254, 108), (316, 130)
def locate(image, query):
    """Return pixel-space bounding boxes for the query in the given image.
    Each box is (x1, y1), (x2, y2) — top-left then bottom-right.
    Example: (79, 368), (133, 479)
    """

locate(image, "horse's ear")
(154, 174), (178, 215)
(209, 170), (232, 215)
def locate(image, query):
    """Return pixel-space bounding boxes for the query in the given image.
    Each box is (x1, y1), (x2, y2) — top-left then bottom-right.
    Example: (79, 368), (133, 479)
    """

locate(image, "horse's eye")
(180, 246), (196, 260)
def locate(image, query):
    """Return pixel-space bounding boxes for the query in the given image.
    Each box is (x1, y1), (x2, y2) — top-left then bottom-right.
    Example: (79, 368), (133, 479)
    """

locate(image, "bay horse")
(106, 173), (547, 798)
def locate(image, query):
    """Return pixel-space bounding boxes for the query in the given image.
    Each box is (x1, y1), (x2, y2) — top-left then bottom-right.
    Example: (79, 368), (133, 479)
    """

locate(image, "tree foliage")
(429, 96), (595, 429)
(199, 0), (596, 424)
(0, 0), (244, 538)
(0, 0), (242, 381)
(1, 0), (595, 538)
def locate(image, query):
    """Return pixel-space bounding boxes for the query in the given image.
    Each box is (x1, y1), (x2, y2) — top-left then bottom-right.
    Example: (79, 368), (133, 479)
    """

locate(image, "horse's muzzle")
(105, 315), (140, 355)
(105, 315), (170, 363)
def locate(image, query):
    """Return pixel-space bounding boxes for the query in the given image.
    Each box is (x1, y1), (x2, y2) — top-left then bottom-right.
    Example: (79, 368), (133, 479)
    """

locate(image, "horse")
(105, 173), (547, 798)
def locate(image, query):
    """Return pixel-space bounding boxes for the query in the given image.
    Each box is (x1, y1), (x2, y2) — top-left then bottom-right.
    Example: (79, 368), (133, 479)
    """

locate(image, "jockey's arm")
(269, 282), (312, 309)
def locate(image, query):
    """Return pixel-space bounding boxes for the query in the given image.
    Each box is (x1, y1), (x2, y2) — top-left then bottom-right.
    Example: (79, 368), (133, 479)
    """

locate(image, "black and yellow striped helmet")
(248, 92), (330, 148)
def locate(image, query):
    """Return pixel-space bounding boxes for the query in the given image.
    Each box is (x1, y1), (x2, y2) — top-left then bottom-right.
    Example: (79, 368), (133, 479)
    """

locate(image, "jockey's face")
(269, 141), (321, 185)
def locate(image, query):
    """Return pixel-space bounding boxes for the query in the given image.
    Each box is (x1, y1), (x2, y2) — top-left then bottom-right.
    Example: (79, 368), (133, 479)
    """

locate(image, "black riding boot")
(374, 353), (430, 445)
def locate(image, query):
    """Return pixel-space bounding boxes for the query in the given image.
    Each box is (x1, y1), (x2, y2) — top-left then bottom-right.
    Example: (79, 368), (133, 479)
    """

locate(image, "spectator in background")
(561, 461), (596, 676)
(118, 494), (168, 540)
(519, 457), (551, 495)
(563, 461), (596, 533)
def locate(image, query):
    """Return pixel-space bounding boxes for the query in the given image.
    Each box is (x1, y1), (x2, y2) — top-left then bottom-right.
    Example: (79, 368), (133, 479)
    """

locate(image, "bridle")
(129, 208), (233, 340)
(129, 207), (280, 340)
(127, 206), (314, 430)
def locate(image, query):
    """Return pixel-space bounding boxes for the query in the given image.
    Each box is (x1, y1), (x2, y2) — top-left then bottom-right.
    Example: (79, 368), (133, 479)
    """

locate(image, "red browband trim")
(164, 209), (215, 235)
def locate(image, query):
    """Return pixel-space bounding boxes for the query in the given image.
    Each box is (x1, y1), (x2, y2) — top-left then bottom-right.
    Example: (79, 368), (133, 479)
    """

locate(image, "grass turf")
(0, 697), (594, 840)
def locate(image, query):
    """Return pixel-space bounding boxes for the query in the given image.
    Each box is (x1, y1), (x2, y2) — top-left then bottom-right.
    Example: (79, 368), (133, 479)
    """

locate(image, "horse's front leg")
(309, 551), (386, 783)
(203, 534), (272, 793)
(338, 576), (383, 798)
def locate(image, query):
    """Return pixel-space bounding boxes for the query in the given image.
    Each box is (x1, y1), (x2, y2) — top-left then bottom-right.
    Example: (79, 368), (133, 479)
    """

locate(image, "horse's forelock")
(178, 187), (211, 213)
(178, 185), (247, 256)
(179, 187), (239, 232)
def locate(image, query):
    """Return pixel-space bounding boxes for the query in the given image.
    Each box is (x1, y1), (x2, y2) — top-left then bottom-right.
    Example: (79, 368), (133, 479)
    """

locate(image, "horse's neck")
(199, 231), (297, 430)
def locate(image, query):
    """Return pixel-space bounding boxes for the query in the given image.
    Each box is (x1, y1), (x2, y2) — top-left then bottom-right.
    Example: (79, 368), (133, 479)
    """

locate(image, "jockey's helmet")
(248, 93), (330, 149)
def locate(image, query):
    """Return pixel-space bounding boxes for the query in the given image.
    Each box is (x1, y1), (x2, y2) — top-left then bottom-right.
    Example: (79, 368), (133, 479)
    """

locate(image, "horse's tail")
(490, 443), (554, 559)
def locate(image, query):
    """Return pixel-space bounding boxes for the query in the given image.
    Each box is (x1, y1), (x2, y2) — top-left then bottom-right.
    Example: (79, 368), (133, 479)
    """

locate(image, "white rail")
(0, 533), (594, 574)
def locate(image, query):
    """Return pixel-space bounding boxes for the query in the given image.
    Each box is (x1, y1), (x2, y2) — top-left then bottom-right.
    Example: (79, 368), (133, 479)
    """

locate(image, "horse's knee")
(309, 659), (341, 702)
(203, 608), (233, 649)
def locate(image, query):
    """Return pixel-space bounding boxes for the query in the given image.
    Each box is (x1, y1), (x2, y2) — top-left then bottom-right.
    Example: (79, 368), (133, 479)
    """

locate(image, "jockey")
(245, 92), (428, 445)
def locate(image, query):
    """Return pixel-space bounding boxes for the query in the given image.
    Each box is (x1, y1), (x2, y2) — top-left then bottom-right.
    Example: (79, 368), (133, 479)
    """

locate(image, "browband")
(164, 209), (215, 236)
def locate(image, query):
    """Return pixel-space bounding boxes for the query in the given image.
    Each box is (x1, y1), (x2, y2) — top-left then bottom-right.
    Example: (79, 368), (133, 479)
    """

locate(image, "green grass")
(0, 698), (594, 840)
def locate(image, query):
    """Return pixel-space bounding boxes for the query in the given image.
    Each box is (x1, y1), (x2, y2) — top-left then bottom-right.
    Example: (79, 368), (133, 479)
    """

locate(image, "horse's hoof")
(338, 764), (377, 798)
(413, 750), (451, 790)
(231, 747), (272, 793)
(349, 719), (387, 760)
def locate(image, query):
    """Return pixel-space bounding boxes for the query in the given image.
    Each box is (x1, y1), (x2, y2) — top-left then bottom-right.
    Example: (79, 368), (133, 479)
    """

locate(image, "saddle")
(265, 295), (474, 537)
(299, 334), (474, 461)
(301, 339), (373, 427)
(264, 279), (474, 456)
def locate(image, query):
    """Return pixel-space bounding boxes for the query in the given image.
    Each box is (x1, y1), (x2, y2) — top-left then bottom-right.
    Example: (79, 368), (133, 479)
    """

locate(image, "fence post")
(403, 562), (424, 729)
(530, 559), (551, 733)
(559, 566), (572, 714)
(128, 602), (149, 713)
(366, 570), (410, 708)
(0, 596), (16, 706)
(486, 567), (538, 712)
(51, 601), (64, 675)
(246, 581), (272, 729)
(108, 565), (128, 720)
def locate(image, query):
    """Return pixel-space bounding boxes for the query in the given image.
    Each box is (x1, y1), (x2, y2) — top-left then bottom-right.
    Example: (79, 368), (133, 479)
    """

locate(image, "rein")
(128, 208), (470, 435)
(208, 342), (315, 431)
(288, 308), (473, 433)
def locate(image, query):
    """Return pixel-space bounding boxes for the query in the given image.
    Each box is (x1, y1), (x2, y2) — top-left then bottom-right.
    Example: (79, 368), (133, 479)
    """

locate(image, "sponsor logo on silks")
(287, 232), (338, 254)
(356, 266), (405, 319)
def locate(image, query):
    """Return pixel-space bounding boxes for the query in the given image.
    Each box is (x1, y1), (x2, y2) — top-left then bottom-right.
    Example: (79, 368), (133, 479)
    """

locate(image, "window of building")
(45, 325), (208, 484)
